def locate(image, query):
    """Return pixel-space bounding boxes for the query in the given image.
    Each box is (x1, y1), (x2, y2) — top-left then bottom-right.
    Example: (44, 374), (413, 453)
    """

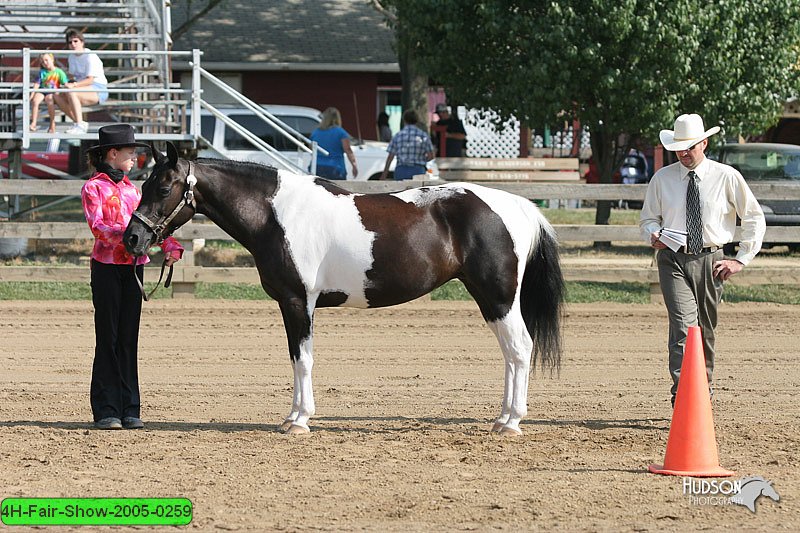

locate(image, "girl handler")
(81, 124), (183, 430)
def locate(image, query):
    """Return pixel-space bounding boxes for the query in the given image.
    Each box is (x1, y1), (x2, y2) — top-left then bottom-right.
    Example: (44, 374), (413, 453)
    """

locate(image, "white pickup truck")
(193, 105), (393, 180)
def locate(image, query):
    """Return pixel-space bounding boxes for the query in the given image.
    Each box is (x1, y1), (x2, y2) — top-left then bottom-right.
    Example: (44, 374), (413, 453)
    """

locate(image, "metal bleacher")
(0, 0), (324, 224)
(0, 0), (192, 157)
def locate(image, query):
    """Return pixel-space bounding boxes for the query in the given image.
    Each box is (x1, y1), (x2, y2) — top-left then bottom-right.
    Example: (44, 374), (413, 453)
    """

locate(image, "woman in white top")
(55, 29), (108, 134)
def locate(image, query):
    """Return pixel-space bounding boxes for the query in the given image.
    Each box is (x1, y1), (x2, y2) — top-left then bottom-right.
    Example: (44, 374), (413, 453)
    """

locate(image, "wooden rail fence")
(2, 179), (800, 301)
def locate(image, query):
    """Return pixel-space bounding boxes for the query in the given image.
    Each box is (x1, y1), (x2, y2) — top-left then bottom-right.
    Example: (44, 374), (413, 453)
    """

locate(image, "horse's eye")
(158, 187), (171, 197)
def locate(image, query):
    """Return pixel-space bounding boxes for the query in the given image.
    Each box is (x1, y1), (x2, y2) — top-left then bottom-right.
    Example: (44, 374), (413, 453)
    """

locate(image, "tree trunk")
(590, 123), (614, 248)
(397, 30), (428, 131)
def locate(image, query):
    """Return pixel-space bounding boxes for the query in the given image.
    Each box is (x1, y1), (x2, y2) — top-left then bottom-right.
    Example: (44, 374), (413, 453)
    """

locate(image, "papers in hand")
(659, 227), (687, 252)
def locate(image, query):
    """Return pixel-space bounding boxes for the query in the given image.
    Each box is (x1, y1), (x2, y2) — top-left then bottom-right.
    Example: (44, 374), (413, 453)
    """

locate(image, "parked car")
(584, 149), (650, 209)
(619, 149), (650, 209)
(1, 139), (75, 178)
(713, 142), (800, 251)
(1, 138), (148, 179)
(193, 105), (394, 180)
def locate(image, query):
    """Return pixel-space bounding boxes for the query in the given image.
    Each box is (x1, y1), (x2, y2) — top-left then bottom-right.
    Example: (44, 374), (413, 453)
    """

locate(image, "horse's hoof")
(278, 420), (294, 433)
(490, 421), (505, 433)
(498, 426), (523, 437)
(285, 424), (310, 435)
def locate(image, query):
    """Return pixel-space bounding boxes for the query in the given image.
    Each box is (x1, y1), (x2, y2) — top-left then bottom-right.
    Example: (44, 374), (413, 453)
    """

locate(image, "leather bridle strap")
(131, 161), (198, 244)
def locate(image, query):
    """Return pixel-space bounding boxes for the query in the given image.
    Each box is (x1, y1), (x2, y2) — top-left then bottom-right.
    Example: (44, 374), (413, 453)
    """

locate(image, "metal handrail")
(196, 67), (328, 158)
(192, 65), (325, 175)
(1, 87), (190, 94)
(199, 101), (304, 174)
(0, 49), (193, 56)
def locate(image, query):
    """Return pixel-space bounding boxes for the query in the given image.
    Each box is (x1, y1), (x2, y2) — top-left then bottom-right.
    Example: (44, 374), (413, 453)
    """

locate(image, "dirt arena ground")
(0, 299), (797, 531)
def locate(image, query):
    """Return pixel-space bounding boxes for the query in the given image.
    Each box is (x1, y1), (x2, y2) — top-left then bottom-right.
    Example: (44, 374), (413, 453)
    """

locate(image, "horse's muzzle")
(123, 221), (153, 257)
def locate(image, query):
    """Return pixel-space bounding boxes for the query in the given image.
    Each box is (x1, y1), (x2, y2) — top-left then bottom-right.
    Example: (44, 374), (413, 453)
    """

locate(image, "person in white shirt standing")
(640, 113), (765, 407)
(55, 29), (109, 135)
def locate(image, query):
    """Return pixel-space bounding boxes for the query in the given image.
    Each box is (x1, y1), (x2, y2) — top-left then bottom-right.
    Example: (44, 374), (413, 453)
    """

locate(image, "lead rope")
(134, 258), (173, 302)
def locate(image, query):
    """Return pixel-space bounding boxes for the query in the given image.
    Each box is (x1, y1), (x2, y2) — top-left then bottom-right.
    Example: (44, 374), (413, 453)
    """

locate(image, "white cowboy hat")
(659, 113), (720, 152)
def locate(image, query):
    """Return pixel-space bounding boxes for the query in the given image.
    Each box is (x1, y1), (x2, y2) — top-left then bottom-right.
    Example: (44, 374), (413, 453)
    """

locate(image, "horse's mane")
(196, 157), (279, 179)
(740, 476), (767, 485)
(195, 158), (352, 195)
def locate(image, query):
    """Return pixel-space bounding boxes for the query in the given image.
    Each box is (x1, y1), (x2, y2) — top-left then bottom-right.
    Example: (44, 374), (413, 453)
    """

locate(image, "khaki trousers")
(656, 248), (724, 397)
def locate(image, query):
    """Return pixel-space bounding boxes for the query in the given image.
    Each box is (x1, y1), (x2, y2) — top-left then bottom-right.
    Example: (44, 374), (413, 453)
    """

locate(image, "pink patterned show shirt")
(81, 172), (183, 265)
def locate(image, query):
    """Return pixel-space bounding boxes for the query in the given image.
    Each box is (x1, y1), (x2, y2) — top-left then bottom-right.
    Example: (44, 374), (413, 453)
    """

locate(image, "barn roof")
(170, 0), (398, 71)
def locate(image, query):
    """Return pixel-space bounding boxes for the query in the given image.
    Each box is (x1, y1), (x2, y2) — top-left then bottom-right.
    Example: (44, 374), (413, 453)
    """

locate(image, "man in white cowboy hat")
(640, 113), (765, 407)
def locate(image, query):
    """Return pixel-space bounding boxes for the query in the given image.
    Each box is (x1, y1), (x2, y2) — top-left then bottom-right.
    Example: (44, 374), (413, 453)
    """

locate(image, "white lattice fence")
(532, 125), (591, 150)
(459, 107), (591, 157)
(461, 108), (520, 158)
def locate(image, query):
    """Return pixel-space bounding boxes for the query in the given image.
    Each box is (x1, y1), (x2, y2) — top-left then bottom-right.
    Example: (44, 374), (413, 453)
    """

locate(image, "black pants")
(90, 260), (143, 421)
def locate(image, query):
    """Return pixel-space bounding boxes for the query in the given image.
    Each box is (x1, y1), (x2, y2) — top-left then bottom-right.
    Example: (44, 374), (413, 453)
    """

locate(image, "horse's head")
(123, 141), (198, 256)
(761, 481), (780, 502)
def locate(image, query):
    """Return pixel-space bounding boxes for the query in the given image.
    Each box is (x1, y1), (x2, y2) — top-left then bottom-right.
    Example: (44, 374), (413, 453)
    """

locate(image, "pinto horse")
(124, 143), (564, 435)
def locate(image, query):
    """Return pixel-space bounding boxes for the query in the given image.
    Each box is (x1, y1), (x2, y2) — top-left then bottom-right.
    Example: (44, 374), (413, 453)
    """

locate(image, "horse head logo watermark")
(683, 475), (780, 512)
(730, 476), (780, 513)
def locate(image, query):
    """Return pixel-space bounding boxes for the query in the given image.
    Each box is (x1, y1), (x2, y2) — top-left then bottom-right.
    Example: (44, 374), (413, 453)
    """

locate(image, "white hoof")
(278, 420), (294, 433)
(498, 426), (523, 437)
(285, 424), (310, 435)
(490, 421), (505, 433)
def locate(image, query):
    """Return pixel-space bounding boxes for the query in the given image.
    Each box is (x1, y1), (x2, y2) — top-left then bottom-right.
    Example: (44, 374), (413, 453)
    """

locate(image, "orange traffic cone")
(649, 325), (734, 477)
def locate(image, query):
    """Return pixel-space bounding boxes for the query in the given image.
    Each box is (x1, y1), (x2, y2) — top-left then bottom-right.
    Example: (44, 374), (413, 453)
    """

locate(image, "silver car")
(715, 142), (800, 251)
(193, 105), (394, 180)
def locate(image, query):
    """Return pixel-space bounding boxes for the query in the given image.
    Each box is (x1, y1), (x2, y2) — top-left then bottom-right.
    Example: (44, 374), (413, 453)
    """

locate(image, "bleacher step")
(2, 2), (146, 10)
(1, 33), (160, 42)
(0, 16), (149, 26)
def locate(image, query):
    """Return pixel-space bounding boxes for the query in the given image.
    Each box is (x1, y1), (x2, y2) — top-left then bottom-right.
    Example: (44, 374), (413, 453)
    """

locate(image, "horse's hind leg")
(277, 296), (316, 434)
(488, 321), (513, 432)
(461, 273), (531, 436)
(487, 303), (533, 436)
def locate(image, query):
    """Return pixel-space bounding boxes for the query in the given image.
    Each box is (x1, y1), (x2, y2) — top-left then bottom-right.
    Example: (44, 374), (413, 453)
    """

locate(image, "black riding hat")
(87, 124), (150, 152)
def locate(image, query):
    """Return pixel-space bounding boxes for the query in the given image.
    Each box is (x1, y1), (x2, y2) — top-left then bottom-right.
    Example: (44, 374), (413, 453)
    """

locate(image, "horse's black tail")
(521, 223), (564, 375)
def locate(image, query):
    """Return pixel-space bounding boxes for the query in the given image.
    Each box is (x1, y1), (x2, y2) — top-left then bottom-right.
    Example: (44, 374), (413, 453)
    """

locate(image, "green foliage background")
(395, 0), (800, 143)
(384, 0), (800, 209)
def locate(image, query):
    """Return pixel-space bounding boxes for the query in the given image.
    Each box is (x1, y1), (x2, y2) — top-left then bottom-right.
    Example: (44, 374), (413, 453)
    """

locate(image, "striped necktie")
(686, 170), (703, 253)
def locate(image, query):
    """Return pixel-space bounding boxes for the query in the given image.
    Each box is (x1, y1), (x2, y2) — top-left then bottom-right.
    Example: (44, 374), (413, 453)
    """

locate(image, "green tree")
(395, 0), (800, 236)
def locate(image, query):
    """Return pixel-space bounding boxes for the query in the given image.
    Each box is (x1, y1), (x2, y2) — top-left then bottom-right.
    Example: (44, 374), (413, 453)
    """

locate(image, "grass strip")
(2, 280), (800, 305)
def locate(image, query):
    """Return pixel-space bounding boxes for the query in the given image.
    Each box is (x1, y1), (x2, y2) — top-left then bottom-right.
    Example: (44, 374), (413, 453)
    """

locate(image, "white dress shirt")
(68, 49), (107, 85)
(639, 157), (765, 265)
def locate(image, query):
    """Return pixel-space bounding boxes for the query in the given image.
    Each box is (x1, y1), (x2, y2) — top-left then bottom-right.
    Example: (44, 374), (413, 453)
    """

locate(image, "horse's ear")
(167, 142), (179, 169)
(151, 142), (166, 166)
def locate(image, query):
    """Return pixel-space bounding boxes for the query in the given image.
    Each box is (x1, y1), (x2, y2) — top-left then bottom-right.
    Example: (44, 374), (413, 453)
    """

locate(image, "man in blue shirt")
(380, 110), (434, 180)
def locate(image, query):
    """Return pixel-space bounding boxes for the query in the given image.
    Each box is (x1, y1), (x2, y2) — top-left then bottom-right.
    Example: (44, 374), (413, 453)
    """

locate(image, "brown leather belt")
(681, 246), (720, 255)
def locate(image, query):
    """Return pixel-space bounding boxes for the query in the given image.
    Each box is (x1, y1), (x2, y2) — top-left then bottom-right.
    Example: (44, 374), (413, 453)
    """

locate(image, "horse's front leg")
(279, 361), (302, 432)
(278, 296), (316, 435)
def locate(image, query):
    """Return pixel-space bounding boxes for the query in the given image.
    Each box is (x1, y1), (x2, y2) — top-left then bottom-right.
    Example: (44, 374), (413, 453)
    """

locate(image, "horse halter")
(131, 161), (197, 301)
(132, 161), (198, 244)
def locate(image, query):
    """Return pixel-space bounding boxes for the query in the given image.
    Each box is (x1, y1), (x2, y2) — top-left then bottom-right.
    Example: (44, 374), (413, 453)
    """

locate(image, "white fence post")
(191, 49), (202, 141)
(22, 48), (30, 149)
